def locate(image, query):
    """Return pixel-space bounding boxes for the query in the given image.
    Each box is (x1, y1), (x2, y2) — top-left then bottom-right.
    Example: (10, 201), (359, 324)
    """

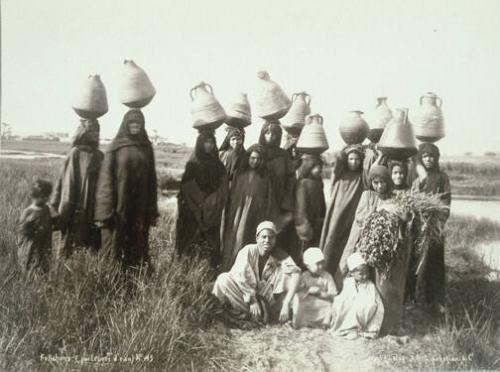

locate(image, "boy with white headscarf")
(331, 252), (385, 339)
(292, 248), (337, 329)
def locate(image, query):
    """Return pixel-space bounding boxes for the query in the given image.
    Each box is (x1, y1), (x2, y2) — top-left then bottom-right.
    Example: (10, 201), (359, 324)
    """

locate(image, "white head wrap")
(347, 252), (367, 271)
(303, 248), (325, 266)
(256, 221), (277, 237)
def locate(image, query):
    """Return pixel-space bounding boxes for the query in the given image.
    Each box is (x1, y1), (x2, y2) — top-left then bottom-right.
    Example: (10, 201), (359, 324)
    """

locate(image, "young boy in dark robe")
(18, 180), (54, 274)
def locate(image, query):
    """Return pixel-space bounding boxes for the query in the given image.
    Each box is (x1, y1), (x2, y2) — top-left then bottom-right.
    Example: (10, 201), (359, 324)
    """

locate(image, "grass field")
(0, 159), (231, 371)
(1, 147), (500, 370)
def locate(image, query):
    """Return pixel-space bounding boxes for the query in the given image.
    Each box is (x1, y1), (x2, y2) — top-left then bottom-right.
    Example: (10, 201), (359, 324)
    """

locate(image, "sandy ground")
(228, 326), (386, 372)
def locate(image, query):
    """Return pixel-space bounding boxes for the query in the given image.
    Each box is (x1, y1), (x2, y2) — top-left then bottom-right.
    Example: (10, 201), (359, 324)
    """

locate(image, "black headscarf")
(219, 127), (246, 178)
(258, 120), (284, 161)
(72, 119), (100, 150)
(108, 109), (152, 152)
(182, 131), (226, 194)
(417, 143), (440, 172)
(219, 127), (245, 152)
(236, 143), (267, 177)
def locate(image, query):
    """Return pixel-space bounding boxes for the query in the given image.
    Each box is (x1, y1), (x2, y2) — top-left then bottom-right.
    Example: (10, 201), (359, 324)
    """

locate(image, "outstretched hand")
(249, 303), (261, 320)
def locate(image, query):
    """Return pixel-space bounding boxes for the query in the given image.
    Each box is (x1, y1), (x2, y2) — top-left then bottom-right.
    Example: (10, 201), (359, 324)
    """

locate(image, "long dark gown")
(95, 109), (158, 269)
(52, 135), (103, 257)
(176, 132), (228, 269)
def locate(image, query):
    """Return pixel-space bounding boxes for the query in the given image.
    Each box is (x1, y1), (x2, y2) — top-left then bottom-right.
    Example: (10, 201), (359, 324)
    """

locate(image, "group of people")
(18, 113), (451, 338)
(19, 109), (158, 273)
(175, 122), (451, 337)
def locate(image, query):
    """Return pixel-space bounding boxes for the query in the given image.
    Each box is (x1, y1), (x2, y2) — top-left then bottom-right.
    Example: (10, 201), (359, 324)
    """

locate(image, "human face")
(372, 177), (388, 194)
(128, 122), (141, 136)
(422, 153), (436, 170)
(306, 260), (325, 275)
(310, 164), (323, 179)
(256, 229), (276, 255)
(264, 130), (276, 145)
(347, 152), (361, 171)
(203, 139), (215, 154)
(249, 151), (262, 169)
(391, 165), (405, 187)
(351, 265), (369, 283)
(229, 136), (243, 150)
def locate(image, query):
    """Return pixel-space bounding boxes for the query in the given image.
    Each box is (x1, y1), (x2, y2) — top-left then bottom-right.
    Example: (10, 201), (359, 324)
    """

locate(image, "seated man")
(212, 221), (300, 324)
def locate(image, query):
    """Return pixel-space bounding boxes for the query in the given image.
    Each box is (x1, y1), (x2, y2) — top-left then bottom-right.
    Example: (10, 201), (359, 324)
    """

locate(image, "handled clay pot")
(73, 75), (108, 119)
(378, 108), (418, 160)
(281, 91), (312, 135)
(368, 97), (393, 143)
(225, 92), (251, 128)
(190, 81), (226, 131)
(254, 71), (291, 120)
(296, 113), (329, 155)
(339, 111), (369, 145)
(120, 60), (156, 108)
(413, 92), (445, 142)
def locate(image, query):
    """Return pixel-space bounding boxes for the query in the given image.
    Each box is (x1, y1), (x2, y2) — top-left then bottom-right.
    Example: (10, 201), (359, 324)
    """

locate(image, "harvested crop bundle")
(357, 209), (401, 277)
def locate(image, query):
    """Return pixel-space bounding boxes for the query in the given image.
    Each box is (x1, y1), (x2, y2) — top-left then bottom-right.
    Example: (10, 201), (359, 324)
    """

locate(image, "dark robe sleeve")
(280, 153), (297, 212)
(51, 148), (79, 230)
(94, 151), (116, 223)
(148, 147), (159, 225)
(294, 180), (313, 242)
(439, 172), (451, 221)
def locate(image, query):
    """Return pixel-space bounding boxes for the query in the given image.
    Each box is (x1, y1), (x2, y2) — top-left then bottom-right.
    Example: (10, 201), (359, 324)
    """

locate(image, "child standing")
(331, 252), (384, 339)
(18, 180), (54, 274)
(292, 248), (337, 329)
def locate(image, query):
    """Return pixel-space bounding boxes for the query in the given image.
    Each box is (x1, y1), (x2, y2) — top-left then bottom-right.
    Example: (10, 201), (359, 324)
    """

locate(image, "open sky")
(3, 0), (500, 155)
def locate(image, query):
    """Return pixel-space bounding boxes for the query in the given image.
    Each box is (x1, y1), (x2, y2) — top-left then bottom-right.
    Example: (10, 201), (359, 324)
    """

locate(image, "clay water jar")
(339, 110), (369, 145)
(254, 71), (291, 120)
(281, 91), (311, 135)
(190, 81), (226, 131)
(296, 113), (329, 155)
(120, 60), (156, 108)
(73, 75), (108, 119)
(378, 108), (418, 160)
(413, 92), (445, 143)
(368, 97), (393, 143)
(225, 92), (251, 128)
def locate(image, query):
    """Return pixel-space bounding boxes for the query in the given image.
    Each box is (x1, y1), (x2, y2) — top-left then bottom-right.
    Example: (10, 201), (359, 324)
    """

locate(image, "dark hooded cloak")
(220, 143), (279, 271)
(51, 119), (103, 257)
(219, 127), (246, 182)
(94, 109), (158, 269)
(176, 131), (228, 268)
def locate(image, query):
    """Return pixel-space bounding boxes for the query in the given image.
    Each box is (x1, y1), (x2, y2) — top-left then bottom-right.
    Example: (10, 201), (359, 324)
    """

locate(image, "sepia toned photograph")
(1, 0), (499, 370)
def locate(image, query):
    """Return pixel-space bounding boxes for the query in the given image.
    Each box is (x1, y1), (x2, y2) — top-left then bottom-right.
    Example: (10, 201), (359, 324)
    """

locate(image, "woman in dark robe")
(220, 144), (280, 271)
(51, 119), (103, 258)
(219, 127), (245, 184)
(258, 121), (297, 261)
(94, 109), (158, 270)
(411, 143), (451, 313)
(319, 145), (366, 280)
(293, 154), (326, 265)
(176, 130), (228, 269)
